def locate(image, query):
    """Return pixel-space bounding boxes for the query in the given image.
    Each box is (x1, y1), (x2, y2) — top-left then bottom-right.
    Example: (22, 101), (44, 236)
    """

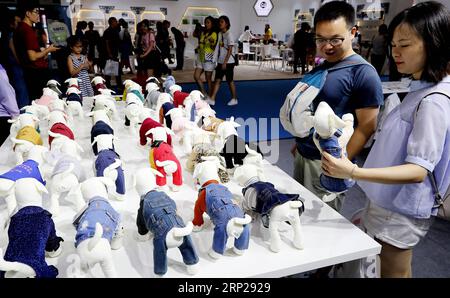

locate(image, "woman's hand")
(321, 152), (358, 179)
(221, 63), (227, 70)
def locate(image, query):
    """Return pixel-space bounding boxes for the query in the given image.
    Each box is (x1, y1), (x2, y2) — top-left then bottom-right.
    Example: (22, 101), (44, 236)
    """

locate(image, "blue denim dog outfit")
(73, 196), (121, 247)
(136, 190), (199, 275)
(242, 181), (303, 228)
(203, 183), (250, 254)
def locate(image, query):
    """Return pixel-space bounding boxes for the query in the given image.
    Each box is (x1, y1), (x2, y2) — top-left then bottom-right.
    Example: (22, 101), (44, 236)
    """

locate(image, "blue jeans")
(141, 191), (199, 275)
(204, 184), (250, 254)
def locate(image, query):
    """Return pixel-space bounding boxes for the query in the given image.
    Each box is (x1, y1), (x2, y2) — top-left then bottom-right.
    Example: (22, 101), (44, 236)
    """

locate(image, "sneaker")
(227, 99), (238, 106)
(206, 99), (216, 106)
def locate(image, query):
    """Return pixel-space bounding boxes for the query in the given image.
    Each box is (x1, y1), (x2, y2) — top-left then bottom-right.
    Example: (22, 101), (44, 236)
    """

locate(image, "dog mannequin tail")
(88, 223), (103, 252)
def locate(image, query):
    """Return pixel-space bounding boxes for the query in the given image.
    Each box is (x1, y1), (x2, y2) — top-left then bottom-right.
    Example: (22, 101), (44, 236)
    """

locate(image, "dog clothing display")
(136, 190), (199, 275)
(160, 102), (175, 129)
(95, 149), (125, 195)
(139, 117), (172, 146)
(242, 181), (303, 228)
(48, 122), (75, 148)
(172, 91), (189, 108)
(15, 126), (43, 146)
(0, 159), (46, 185)
(90, 121), (114, 155)
(149, 141), (182, 187)
(73, 196), (121, 247)
(51, 154), (86, 182)
(0, 206), (63, 278)
(194, 181), (250, 254)
(66, 92), (83, 104)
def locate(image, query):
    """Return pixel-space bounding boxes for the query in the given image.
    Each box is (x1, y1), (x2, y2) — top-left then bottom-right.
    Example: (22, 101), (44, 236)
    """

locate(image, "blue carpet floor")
(180, 79), (298, 142)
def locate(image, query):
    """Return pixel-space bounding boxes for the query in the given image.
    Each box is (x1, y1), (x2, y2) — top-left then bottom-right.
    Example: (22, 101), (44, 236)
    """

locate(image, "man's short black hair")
(108, 17), (117, 26)
(314, 1), (355, 29)
(17, 0), (39, 19)
(388, 1), (450, 83)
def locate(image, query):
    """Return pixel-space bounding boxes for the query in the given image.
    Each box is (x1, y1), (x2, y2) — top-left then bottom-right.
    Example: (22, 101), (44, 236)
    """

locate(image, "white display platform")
(0, 97), (381, 278)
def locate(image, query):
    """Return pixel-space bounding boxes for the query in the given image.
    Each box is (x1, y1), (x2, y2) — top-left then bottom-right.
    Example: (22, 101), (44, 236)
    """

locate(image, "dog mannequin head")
(193, 156), (226, 186)
(80, 177), (115, 201)
(133, 168), (164, 196)
(14, 178), (48, 210)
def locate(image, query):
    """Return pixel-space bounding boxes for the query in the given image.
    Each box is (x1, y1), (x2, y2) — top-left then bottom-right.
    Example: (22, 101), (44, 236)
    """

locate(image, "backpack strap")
(414, 90), (450, 207)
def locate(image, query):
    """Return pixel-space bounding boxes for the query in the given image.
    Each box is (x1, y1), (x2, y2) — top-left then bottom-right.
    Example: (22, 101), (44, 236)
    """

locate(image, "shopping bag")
(104, 59), (119, 76)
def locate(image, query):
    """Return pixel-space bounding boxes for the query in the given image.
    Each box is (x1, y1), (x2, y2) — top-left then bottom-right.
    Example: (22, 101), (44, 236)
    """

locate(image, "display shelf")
(73, 9), (106, 36)
(109, 10), (137, 41)
(178, 6), (220, 36)
(140, 11), (166, 30)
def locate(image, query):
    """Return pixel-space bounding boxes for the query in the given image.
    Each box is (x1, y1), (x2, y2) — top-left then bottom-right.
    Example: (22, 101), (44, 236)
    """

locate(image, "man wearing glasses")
(14, 2), (59, 105)
(292, 1), (383, 212)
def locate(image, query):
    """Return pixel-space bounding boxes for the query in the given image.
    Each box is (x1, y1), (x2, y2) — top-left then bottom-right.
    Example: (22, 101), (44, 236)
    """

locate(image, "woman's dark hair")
(67, 35), (83, 48)
(388, 1), (450, 83)
(219, 15), (230, 30)
(378, 24), (388, 35)
(204, 16), (216, 33)
(314, 1), (355, 29)
(300, 22), (311, 31)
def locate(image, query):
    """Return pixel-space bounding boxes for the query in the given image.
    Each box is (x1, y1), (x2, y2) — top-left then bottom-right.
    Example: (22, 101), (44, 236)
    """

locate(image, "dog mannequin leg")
(15, 151), (24, 165)
(269, 220), (282, 253)
(100, 255), (117, 278)
(48, 192), (60, 216)
(289, 215), (304, 250)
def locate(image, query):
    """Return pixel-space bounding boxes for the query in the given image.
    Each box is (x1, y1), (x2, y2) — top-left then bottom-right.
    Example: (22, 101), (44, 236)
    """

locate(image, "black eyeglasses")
(314, 37), (346, 47)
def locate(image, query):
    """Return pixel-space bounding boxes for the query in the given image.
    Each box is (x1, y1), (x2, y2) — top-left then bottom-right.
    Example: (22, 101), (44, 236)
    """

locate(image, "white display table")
(0, 98), (380, 278)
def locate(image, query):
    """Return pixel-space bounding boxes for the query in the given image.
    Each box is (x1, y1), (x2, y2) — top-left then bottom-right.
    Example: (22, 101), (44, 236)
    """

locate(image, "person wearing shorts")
(208, 16), (238, 106)
(193, 16), (218, 99)
(322, 2), (450, 278)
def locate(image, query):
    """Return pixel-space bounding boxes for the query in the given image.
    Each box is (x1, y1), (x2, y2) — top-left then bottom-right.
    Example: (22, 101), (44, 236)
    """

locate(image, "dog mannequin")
(65, 87), (84, 119)
(162, 75), (176, 93)
(86, 109), (112, 127)
(0, 145), (48, 216)
(134, 168), (200, 276)
(47, 147), (87, 216)
(46, 80), (62, 96)
(192, 157), (251, 259)
(169, 85), (190, 108)
(47, 109), (68, 129)
(65, 78), (81, 89)
(146, 82), (161, 110)
(41, 87), (60, 101)
(73, 177), (123, 278)
(148, 140), (182, 191)
(11, 126), (43, 165)
(49, 135), (84, 161)
(186, 131), (229, 183)
(48, 124), (75, 149)
(48, 98), (68, 114)
(165, 107), (196, 134)
(92, 95), (118, 120)
(155, 93), (173, 124)
(91, 121), (115, 155)
(8, 113), (40, 136)
(312, 101), (355, 193)
(93, 138), (125, 201)
(91, 76), (107, 95)
(0, 178), (63, 278)
(20, 102), (50, 121)
(140, 118), (173, 146)
(125, 92), (145, 132)
(144, 127), (174, 147)
(98, 88), (116, 96)
(234, 164), (304, 252)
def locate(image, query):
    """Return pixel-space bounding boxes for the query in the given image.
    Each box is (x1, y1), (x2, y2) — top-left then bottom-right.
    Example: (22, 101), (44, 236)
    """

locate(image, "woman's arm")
(321, 152), (428, 184)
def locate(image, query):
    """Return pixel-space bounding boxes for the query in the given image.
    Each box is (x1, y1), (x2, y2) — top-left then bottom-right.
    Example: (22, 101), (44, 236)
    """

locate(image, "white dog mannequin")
(8, 113), (40, 137)
(20, 102), (50, 121)
(65, 87), (84, 119)
(0, 178), (63, 278)
(86, 109), (112, 127)
(0, 145), (49, 217)
(65, 78), (81, 88)
(192, 157), (252, 259)
(73, 177), (124, 278)
(92, 95), (118, 120)
(42, 87), (60, 101)
(234, 164), (304, 252)
(133, 167), (199, 276)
